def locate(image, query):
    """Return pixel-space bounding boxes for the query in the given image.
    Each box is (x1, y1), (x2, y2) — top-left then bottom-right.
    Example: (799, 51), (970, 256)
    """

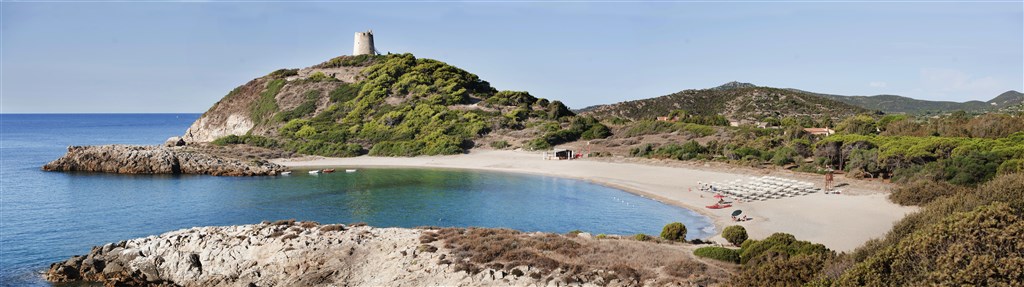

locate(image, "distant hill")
(579, 82), (869, 121)
(803, 90), (1022, 114)
(988, 90), (1024, 107)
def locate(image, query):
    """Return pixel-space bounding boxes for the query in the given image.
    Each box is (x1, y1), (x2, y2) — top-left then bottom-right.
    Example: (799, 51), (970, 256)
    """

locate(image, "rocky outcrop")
(45, 223), (583, 287)
(42, 145), (286, 176)
(182, 78), (265, 143)
(164, 137), (186, 147)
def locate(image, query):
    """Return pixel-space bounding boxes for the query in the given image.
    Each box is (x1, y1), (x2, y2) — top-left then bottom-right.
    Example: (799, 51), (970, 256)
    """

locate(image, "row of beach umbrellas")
(702, 176), (821, 202)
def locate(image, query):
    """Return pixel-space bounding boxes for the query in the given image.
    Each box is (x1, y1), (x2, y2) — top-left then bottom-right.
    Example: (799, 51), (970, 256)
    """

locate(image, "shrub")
(489, 140), (510, 149)
(836, 202), (1024, 286)
(211, 134), (279, 148)
(660, 222), (687, 242)
(664, 259), (708, 278)
(272, 219), (296, 226)
(329, 83), (361, 103)
(268, 68), (298, 78)
(722, 225), (748, 246)
(319, 224), (345, 232)
(307, 71), (333, 81)
(634, 233), (652, 241)
(887, 180), (966, 206)
(693, 246), (740, 263)
(250, 79), (286, 124)
(524, 138), (552, 151)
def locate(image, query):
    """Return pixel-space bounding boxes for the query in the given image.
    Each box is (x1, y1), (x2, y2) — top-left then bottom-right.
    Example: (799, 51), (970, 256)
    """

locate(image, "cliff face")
(42, 145), (286, 176)
(182, 62), (370, 143)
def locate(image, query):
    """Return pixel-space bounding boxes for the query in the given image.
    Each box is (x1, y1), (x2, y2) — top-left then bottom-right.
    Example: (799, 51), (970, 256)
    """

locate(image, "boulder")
(164, 137), (187, 147)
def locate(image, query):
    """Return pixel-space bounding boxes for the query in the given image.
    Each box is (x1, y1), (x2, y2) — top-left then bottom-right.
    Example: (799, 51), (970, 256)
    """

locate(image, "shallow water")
(0, 114), (714, 285)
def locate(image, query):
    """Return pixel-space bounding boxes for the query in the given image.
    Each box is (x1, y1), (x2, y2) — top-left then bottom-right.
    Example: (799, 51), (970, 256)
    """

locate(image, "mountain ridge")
(580, 82), (1022, 117)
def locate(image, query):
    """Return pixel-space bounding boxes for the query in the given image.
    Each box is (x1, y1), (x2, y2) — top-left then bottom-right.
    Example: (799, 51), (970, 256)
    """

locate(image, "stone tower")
(353, 30), (375, 56)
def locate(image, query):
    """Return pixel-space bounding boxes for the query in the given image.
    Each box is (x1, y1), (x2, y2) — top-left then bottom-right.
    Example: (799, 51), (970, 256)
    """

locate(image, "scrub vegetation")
(213, 53), (610, 157)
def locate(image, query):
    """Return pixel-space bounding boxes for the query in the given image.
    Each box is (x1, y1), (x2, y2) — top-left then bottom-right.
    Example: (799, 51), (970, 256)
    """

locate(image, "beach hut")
(557, 148), (573, 159)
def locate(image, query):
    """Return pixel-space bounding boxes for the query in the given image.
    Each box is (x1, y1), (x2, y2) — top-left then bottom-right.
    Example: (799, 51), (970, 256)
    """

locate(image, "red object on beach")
(322, 168), (336, 173)
(713, 194), (725, 199)
(705, 204), (733, 209)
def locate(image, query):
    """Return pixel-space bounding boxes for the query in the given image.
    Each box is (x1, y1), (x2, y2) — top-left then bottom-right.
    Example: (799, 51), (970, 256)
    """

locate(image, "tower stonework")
(353, 30), (375, 56)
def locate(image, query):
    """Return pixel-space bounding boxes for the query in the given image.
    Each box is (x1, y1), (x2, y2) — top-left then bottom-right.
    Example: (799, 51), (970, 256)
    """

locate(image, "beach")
(273, 149), (918, 252)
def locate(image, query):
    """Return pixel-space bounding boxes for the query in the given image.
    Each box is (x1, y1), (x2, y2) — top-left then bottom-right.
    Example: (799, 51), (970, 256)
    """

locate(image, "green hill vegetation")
(579, 83), (869, 121)
(623, 111), (1024, 186)
(806, 89), (1023, 115)
(208, 53), (605, 156)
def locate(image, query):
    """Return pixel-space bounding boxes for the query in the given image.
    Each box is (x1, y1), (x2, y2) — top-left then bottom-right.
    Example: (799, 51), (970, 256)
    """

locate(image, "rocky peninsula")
(46, 222), (729, 286)
(42, 144), (287, 176)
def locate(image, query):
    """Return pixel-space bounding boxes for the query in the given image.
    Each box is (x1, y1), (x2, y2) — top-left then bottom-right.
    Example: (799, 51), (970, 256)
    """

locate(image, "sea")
(0, 114), (714, 286)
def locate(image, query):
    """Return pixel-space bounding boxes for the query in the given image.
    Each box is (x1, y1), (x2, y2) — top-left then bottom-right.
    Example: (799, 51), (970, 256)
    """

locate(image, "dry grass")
(299, 221), (319, 228)
(427, 227), (732, 285)
(319, 224), (345, 233)
(272, 219), (296, 226)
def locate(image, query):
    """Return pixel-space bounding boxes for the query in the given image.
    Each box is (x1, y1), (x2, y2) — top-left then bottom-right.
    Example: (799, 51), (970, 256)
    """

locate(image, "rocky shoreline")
(46, 222), (729, 287)
(42, 145), (287, 176)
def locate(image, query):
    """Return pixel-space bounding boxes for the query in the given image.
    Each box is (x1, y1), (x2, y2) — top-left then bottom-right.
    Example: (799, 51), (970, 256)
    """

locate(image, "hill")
(808, 90), (1022, 114)
(182, 53), (584, 157)
(579, 82), (869, 121)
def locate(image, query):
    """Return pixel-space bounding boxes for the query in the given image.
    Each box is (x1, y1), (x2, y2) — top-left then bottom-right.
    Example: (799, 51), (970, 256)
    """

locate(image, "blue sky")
(2, 1), (1022, 113)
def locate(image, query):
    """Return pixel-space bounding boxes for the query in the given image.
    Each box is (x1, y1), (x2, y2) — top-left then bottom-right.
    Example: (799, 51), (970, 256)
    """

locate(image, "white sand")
(273, 150), (917, 252)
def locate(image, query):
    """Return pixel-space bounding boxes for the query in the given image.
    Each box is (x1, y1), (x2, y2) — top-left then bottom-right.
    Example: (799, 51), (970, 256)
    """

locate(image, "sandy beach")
(273, 150), (917, 252)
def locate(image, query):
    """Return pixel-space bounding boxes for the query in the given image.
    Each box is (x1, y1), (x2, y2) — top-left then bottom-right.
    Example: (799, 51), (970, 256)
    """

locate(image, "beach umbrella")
(714, 194), (725, 199)
(731, 210), (742, 216)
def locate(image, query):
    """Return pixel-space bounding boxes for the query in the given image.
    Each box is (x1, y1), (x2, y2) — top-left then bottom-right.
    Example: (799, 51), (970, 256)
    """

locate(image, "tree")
(660, 222), (687, 242)
(837, 115), (877, 135)
(722, 225), (748, 246)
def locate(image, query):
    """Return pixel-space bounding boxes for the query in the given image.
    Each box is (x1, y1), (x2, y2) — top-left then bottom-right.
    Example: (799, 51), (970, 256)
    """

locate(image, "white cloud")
(918, 68), (1006, 101)
(869, 81), (888, 88)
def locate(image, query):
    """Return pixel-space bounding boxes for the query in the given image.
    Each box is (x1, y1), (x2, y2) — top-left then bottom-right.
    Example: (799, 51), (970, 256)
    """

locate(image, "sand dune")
(273, 150), (916, 252)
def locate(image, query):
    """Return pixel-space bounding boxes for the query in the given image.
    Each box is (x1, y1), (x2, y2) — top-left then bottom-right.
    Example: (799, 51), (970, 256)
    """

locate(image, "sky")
(2, 1), (1022, 113)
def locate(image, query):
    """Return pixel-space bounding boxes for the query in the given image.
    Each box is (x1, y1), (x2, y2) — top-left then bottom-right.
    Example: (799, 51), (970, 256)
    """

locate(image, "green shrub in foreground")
(660, 222), (687, 242)
(693, 246), (740, 263)
(722, 225), (748, 246)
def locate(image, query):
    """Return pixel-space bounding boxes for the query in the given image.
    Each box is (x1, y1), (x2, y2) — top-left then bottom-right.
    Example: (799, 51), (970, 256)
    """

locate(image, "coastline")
(272, 149), (918, 252)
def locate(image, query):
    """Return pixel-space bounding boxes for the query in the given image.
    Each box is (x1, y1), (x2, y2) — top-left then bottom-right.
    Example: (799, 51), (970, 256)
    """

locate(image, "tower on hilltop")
(353, 30), (376, 56)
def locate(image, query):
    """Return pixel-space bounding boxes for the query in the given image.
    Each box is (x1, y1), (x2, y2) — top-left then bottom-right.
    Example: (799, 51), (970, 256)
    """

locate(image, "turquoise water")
(0, 114), (714, 286)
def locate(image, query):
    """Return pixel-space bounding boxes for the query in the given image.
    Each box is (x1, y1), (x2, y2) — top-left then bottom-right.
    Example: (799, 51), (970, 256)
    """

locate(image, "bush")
(739, 233), (832, 265)
(250, 79), (286, 124)
(524, 138), (552, 151)
(634, 233), (652, 241)
(307, 71), (334, 81)
(211, 134), (279, 148)
(722, 225), (748, 246)
(887, 180), (966, 206)
(836, 202), (1024, 286)
(268, 68), (298, 78)
(489, 140), (510, 149)
(660, 222), (687, 242)
(693, 246), (740, 263)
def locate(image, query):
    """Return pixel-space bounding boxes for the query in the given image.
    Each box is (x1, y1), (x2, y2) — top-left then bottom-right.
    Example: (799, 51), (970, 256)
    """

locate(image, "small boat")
(280, 171), (292, 176)
(345, 169), (357, 173)
(308, 170), (320, 175)
(322, 168), (336, 173)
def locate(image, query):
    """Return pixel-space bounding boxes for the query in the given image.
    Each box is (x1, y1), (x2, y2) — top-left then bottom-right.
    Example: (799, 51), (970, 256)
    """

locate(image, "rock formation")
(45, 223), (558, 286)
(42, 145), (286, 176)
